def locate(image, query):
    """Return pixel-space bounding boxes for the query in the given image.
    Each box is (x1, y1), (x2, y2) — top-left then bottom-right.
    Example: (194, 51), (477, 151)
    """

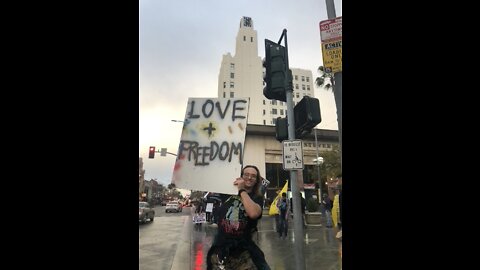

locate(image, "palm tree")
(315, 65), (342, 169)
(315, 66), (333, 91)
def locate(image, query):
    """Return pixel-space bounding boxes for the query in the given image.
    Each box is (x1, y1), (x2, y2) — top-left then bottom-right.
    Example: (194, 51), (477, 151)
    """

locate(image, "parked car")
(139, 201), (155, 223)
(165, 201), (183, 213)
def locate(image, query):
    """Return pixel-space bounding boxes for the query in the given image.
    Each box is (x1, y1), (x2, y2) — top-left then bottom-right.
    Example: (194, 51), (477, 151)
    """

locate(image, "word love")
(187, 99), (247, 121)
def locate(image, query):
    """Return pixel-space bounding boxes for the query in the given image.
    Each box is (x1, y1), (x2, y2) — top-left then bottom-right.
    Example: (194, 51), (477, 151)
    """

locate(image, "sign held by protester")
(172, 98), (250, 195)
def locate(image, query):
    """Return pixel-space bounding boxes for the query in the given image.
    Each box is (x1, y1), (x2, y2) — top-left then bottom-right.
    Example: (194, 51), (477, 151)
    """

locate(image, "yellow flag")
(269, 180), (288, 216)
(332, 194), (340, 227)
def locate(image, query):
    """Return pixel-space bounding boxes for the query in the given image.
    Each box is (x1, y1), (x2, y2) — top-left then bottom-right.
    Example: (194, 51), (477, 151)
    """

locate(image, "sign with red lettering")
(319, 17), (342, 42)
(319, 16), (342, 73)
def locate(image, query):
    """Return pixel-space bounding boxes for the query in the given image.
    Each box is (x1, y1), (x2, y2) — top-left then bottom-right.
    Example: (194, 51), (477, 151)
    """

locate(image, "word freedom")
(178, 140), (243, 166)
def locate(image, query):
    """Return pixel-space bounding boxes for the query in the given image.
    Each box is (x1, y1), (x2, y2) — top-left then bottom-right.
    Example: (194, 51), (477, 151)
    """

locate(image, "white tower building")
(217, 17), (316, 126)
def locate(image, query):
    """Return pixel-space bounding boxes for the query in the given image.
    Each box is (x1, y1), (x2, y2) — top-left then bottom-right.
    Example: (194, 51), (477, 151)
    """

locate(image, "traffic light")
(275, 117), (288, 142)
(148, 146), (155, 159)
(263, 39), (290, 102)
(294, 96), (321, 139)
(160, 148), (167, 156)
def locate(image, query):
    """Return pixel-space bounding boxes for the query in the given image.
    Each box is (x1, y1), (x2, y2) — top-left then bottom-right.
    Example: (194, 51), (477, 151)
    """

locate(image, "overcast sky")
(139, 0), (342, 186)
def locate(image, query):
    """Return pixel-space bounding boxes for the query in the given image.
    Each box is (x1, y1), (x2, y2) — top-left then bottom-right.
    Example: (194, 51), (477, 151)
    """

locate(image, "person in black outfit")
(206, 165), (271, 270)
(277, 192), (290, 239)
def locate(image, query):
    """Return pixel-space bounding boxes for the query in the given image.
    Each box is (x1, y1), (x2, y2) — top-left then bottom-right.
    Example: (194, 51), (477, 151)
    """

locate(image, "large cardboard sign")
(172, 98), (249, 195)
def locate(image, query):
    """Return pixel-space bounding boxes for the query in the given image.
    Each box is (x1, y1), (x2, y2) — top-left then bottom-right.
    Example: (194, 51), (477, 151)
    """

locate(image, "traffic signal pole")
(279, 29), (307, 270)
(325, 0), (342, 169)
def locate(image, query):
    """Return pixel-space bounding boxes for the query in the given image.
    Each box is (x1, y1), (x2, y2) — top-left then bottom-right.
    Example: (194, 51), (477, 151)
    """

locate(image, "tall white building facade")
(216, 17), (338, 203)
(217, 17), (316, 126)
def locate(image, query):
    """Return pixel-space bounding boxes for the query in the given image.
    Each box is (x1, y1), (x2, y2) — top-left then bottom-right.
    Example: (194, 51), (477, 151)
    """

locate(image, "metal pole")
(325, 0), (342, 170)
(314, 129), (322, 203)
(325, 0), (336, 18)
(282, 29), (306, 270)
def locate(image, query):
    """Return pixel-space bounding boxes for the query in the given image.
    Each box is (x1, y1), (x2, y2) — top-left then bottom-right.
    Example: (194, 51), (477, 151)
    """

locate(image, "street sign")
(319, 17), (342, 42)
(282, 140), (304, 170)
(319, 17), (342, 73)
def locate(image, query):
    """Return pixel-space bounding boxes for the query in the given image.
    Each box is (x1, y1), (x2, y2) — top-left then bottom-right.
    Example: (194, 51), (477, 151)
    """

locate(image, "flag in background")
(269, 180), (288, 216)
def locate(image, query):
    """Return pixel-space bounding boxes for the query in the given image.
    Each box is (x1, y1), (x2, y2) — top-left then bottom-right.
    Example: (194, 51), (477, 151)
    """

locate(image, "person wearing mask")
(206, 165), (271, 270)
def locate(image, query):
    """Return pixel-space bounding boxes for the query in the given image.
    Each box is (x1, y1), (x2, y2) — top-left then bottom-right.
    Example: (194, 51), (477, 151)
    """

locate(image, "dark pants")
(206, 235), (271, 270)
(278, 217), (288, 237)
(274, 214), (280, 233)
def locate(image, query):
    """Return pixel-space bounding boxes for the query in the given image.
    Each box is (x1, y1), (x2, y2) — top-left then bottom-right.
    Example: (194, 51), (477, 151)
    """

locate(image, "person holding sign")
(206, 165), (271, 270)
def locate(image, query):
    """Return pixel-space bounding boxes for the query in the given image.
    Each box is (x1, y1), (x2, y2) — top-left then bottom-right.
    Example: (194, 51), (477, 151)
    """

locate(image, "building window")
(230, 82), (234, 88)
(244, 36), (246, 41)
(230, 92), (234, 98)
(295, 75), (298, 80)
(251, 37), (253, 42)
(307, 85), (310, 91)
(302, 85), (305, 90)
(223, 82), (226, 88)
(263, 100), (266, 105)
(263, 109), (265, 115)
(273, 118), (277, 125)
(295, 84), (299, 89)
(263, 120), (266, 125)
(272, 100), (277, 105)
(306, 77), (310, 82)
(223, 92), (226, 98)
(296, 93), (299, 98)
(301, 76), (305, 82)
(272, 109), (277, 115)
(230, 73), (234, 79)
(230, 63), (235, 70)
(280, 109), (284, 115)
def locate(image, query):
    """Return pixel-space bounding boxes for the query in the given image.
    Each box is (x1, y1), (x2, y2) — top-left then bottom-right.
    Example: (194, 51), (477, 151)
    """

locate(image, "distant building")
(216, 17), (339, 202)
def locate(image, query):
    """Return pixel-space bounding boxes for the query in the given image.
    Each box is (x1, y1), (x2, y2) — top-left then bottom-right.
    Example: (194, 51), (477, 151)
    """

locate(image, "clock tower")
(235, 16), (258, 59)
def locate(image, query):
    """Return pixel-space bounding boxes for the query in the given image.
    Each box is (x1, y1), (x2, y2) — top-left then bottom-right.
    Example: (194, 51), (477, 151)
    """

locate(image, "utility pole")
(325, 0), (342, 169)
(280, 29), (306, 270)
(314, 129), (323, 203)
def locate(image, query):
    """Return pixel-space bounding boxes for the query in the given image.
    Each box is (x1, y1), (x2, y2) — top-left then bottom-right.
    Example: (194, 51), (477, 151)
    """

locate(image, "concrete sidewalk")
(172, 212), (342, 270)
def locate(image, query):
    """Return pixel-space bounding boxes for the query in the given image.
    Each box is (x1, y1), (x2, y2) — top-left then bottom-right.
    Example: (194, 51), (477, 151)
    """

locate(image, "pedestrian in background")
(328, 174), (342, 239)
(276, 192), (290, 239)
(323, 193), (333, 228)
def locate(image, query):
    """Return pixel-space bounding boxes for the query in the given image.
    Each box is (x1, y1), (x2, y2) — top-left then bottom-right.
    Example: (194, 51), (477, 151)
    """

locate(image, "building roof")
(246, 124), (339, 142)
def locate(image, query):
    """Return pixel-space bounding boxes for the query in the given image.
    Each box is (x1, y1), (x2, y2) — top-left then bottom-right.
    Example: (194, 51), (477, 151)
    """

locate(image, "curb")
(170, 216), (191, 270)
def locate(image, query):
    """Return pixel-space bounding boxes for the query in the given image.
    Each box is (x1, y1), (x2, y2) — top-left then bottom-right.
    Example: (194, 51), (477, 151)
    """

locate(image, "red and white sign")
(319, 17), (342, 42)
(304, 183), (316, 190)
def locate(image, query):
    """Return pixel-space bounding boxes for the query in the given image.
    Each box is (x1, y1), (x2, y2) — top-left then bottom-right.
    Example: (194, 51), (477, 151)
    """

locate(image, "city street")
(139, 205), (192, 270)
(140, 205), (342, 270)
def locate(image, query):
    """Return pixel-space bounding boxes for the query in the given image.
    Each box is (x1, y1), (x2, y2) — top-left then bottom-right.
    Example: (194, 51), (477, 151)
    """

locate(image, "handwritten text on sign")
(172, 98), (250, 195)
